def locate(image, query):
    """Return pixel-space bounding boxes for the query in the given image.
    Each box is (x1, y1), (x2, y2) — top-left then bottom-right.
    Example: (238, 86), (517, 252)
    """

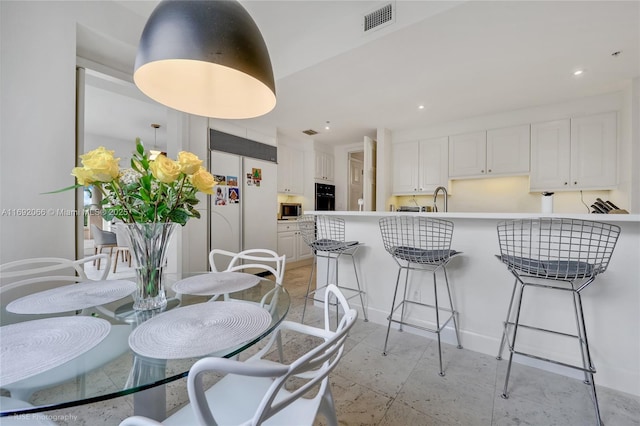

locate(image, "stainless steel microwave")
(280, 203), (302, 219)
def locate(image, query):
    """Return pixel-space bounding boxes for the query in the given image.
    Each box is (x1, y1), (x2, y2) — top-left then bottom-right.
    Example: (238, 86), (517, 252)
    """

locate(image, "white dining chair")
(112, 223), (132, 273)
(208, 248), (286, 308)
(118, 284), (358, 426)
(0, 254), (111, 324)
(209, 248), (285, 285)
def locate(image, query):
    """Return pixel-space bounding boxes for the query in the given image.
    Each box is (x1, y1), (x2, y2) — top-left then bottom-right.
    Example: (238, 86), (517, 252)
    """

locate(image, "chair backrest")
(497, 218), (621, 280)
(209, 248), (286, 286)
(298, 214), (349, 248)
(379, 216), (455, 263)
(187, 284), (358, 426)
(91, 224), (117, 246)
(114, 223), (130, 248)
(0, 255), (110, 324)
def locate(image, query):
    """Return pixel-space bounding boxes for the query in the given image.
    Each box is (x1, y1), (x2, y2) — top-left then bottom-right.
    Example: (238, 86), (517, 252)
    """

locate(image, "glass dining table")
(0, 273), (290, 421)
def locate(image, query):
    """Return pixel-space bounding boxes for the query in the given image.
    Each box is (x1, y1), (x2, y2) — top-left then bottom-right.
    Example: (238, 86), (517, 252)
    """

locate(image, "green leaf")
(42, 183), (84, 194)
(168, 208), (189, 225)
(101, 207), (116, 221)
(136, 138), (145, 155)
(131, 158), (143, 173)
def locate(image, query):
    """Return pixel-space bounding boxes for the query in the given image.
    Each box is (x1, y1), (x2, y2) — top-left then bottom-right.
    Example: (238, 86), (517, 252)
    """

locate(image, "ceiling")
(84, 1), (640, 149)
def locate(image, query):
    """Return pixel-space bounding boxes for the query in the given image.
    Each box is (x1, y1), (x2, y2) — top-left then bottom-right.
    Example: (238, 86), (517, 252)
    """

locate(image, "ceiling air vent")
(363, 3), (394, 33)
(302, 129), (318, 136)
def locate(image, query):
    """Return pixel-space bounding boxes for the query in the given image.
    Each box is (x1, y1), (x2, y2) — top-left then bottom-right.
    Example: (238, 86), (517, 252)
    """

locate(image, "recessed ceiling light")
(324, 121), (331, 130)
(418, 105), (425, 110)
(573, 69), (584, 76)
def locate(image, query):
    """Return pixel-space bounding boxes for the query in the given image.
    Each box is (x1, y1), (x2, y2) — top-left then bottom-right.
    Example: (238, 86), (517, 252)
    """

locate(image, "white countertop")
(304, 211), (640, 222)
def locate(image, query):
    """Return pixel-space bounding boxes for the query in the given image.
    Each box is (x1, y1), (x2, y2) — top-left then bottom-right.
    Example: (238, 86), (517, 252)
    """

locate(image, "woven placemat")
(171, 272), (260, 296)
(0, 317), (111, 386)
(6, 280), (136, 314)
(128, 302), (272, 359)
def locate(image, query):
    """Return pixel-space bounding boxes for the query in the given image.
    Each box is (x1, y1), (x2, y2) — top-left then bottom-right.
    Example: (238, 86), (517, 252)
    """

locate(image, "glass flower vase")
(124, 222), (178, 311)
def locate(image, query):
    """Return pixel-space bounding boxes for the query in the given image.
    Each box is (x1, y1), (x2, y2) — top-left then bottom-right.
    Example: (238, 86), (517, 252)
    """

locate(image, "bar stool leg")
(501, 283), (526, 399)
(433, 270), (445, 376)
(497, 277), (519, 361)
(383, 268), (403, 356)
(301, 253), (317, 323)
(574, 291), (603, 426)
(400, 267), (411, 332)
(443, 267), (463, 349)
(349, 252), (368, 322)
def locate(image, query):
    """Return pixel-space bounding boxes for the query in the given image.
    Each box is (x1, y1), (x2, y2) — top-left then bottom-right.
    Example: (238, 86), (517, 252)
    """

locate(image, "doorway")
(76, 64), (168, 275)
(348, 151), (364, 211)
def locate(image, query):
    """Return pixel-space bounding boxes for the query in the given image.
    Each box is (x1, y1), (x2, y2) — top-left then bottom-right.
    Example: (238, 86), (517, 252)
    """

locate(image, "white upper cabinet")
(392, 141), (419, 194)
(486, 125), (530, 176)
(277, 145), (304, 195)
(570, 112), (617, 189)
(449, 126), (530, 178)
(448, 131), (487, 178)
(530, 112), (617, 191)
(530, 119), (571, 190)
(314, 152), (334, 182)
(392, 137), (448, 194)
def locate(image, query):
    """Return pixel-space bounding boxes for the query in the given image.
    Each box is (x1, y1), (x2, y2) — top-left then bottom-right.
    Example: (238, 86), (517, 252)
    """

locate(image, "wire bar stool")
(297, 215), (368, 324)
(379, 216), (462, 376)
(495, 218), (620, 426)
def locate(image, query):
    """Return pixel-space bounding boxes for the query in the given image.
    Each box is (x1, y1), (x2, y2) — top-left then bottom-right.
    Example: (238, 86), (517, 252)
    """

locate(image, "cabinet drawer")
(277, 223), (298, 233)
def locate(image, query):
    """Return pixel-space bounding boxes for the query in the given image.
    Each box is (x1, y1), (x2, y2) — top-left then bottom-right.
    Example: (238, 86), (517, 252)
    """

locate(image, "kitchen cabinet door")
(314, 152), (334, 182)
(486, 124), (530, 176)
(392, 138), (448, 194)
(297, 233), (313, 259)
(277, 230), (296, 261)
(392, 141), (420, 194)
(530, 113), (617, 191)
(570, 112), (617, 189)
(277, 145), (304, 194)
(277, 222), (313, 262)
(530, 119), (571, 190)
(418, 137), (449, 192)
(448, 131), (487, 178)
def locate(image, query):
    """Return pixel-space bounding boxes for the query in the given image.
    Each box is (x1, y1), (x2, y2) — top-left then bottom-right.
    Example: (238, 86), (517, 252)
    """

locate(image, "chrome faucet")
(433, 186), (448, 212)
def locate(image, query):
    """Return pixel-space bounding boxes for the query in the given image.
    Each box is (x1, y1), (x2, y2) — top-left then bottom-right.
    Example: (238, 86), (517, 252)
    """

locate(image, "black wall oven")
(315, 183), (335, 211)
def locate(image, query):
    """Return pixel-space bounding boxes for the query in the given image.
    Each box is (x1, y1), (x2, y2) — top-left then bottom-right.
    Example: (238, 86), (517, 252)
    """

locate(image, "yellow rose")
(190, 168), (216, 194)
(79, 146), (120, 182)
(177, 151), (203, 175)
(149, 154), (181, 183)
(71, 167), (94, 185)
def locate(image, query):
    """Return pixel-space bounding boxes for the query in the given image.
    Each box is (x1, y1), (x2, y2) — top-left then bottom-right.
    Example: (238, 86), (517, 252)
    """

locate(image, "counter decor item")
(52, 139), (217, 310)
(541, 192), (554, 214)
(591, 198), (629, 214)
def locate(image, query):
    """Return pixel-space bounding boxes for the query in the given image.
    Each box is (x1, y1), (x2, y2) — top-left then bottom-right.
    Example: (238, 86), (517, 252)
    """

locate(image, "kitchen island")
(306, 211), (640, 396)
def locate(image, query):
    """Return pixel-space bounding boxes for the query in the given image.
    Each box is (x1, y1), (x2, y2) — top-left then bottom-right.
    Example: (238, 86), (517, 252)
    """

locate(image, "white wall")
(632, 78), (640, 213)
(0, 1), (145, 263)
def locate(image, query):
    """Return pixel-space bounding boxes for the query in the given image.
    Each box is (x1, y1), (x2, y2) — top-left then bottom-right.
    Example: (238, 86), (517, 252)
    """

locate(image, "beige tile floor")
(35, 264), (640, 425)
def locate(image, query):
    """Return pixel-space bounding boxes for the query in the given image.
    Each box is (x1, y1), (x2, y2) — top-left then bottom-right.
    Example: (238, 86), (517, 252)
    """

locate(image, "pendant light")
(134, 0), (276, 119)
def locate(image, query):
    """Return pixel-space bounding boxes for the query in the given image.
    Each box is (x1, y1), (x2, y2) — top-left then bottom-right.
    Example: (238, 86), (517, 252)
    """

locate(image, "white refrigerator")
(209, 150), (278, 270)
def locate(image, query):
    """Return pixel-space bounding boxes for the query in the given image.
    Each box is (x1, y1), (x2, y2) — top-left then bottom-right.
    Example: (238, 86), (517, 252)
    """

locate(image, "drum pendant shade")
(134, 0), (276, 119)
